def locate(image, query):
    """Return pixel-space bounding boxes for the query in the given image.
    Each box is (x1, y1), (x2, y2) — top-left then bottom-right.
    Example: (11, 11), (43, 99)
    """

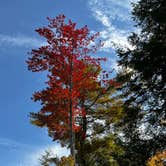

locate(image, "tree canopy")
(116, 0), (166, 165)
(27, 14), (119, 165)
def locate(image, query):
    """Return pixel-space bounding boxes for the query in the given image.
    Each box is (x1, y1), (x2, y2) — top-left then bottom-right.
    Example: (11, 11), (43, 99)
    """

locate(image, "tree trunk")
(69, 56), (76, 165)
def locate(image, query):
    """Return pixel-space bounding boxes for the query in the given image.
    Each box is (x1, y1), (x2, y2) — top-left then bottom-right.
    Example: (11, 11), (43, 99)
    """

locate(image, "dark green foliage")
(116, 0), (166, 165)
(118, 0), (166, 124)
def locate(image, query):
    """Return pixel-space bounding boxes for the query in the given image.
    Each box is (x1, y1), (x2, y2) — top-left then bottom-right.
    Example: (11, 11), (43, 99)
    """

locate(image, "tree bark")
(69, 56), (76, 165)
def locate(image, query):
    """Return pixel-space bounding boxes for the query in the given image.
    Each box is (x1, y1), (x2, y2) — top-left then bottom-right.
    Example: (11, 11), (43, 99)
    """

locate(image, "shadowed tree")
(116, 0), (166, 165)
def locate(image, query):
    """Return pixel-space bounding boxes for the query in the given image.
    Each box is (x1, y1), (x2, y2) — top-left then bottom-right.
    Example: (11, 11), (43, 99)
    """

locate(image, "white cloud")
(109, 58), (120, 72)
(0, 34), (45, 48)
(21, 144), (69, 166)
(101, 56), (121, 72)
(94, 10), (112, 27)
(89, 0), (132, 23)
(0, 137), (28, 150)
(88, 0), (137, 51)
(100, 28), (132, 52)
(0, 137), (69, 166)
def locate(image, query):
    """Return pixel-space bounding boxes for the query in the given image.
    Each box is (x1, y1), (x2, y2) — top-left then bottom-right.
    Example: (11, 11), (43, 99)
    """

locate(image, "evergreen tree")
(116, 0), (166, 165)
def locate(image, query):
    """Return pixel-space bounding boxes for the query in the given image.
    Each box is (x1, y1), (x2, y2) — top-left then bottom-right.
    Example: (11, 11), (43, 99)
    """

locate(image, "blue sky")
(0, 0), (137, 165)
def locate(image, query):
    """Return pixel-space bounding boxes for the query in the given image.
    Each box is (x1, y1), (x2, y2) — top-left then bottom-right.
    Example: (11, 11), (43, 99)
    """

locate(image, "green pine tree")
(116, 0), (166, 165)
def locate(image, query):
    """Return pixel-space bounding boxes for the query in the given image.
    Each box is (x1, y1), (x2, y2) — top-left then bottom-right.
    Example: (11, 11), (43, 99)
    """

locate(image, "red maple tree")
(27, 15), (117, 161)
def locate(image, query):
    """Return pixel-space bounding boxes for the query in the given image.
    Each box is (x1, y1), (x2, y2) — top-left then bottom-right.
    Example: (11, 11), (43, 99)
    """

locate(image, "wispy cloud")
(88, 0), (137, 51)
(0, 137), (69, 166)
(0, 137), (28, 150)
(89, 0), (132, 23)
(21, 144), (69, 166)
(0, 34), (45, 48)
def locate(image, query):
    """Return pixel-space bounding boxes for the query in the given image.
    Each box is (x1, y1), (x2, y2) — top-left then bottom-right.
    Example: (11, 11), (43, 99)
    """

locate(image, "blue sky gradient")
(0, 0), (137, 165)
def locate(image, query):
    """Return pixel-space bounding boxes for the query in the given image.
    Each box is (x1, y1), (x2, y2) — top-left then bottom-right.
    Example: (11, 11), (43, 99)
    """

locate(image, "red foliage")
(27, 15), (115, 141)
